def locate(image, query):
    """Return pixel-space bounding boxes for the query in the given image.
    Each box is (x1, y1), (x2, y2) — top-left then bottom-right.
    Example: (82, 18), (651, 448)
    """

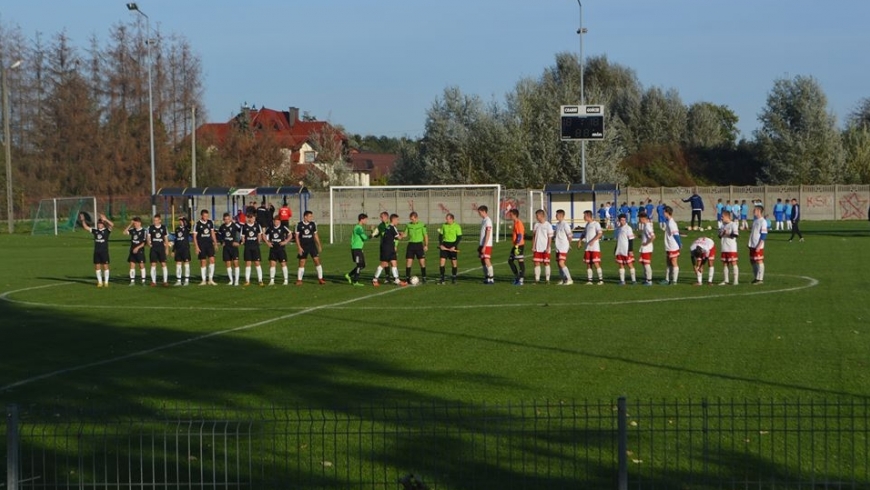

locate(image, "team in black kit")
(84, 208), (326, 288)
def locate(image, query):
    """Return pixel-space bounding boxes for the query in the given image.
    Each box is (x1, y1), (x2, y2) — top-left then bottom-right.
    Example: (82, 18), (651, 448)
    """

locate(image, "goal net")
(31, 197), (98, 235)
(328, 185), (502, 245)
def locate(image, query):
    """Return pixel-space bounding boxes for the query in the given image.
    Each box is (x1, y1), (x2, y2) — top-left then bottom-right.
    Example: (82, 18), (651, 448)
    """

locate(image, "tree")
(755, 75), (846, 184)
(849, 97), (870, 130)
(308, 123), (352, 188)
(685, 102), (739, 149)
(842, 126), (870, 184)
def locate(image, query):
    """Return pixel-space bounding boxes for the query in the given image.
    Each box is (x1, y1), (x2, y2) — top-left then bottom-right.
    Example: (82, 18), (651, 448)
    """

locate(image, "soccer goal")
(31, 196), (98, 235)
(328, 185), (502, 244)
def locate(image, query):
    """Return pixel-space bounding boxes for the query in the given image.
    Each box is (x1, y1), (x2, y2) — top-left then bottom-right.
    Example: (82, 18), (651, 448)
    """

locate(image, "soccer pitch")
(1, 221), (868, 409)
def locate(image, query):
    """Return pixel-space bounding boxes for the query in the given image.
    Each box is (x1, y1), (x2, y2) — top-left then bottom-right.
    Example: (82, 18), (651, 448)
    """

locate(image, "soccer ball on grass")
(409, 276), (421, 286)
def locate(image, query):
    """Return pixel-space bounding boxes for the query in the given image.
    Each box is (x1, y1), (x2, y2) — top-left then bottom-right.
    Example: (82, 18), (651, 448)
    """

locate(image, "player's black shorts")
(351, 249), (366, 270)
(174, 245), (191, 262)
(197, 241), (215, 259)
(439, 242), (458, 260)
(405, 242), (426, 260)
(127, 249), (145, 264)
(243, 246), (262, 262)
(222, 245), (239, 262)
(93, 250), (110, 265)
(297, 243), (319, 259)
(509, 244), (525, 261)
(380, 247), (398, 262)
(150, 247), (167, 263)
(269, 247), (287, 263)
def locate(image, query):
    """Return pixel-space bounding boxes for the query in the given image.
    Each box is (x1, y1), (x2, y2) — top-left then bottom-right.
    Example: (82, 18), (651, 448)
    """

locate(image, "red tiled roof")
(196, 107), (344, 150)
(349, 152), (398, 179)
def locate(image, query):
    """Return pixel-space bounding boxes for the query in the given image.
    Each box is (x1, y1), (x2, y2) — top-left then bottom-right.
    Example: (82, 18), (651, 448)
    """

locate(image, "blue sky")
(2, 0), (868, 140)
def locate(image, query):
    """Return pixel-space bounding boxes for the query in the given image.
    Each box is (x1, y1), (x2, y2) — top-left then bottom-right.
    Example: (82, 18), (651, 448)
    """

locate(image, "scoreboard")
(560, 105), (605, 141)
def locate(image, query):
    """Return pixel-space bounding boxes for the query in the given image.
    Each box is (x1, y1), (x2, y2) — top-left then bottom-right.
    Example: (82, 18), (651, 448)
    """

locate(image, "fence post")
(617, 397), (627, 490)
(6, 404), (19, 490)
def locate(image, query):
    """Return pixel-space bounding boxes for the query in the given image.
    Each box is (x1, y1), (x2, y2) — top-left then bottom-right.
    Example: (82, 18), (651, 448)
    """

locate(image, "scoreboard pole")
(577, 0), (587, 183)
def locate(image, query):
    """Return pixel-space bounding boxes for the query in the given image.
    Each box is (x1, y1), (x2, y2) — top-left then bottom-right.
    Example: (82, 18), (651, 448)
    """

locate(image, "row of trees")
(391, 53), (870, 187)
(4, 21), (869, 222)
(0, 19), (203, 215)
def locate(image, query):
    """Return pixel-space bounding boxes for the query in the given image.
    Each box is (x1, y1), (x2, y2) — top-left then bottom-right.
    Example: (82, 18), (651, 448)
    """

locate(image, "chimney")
(288, 107), (299, 127)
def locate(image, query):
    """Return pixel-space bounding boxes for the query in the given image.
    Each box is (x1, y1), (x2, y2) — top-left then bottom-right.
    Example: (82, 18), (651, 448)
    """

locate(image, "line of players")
(81, 208), (327, 287)
(487, 204), (768, 287)
(81, 202), (769, 288)
(343, 202), (768, 288)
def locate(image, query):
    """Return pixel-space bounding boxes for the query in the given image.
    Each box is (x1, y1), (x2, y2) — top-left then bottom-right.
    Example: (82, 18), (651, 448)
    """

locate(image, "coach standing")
(682, 190), (705, 231)
(788, 198), (804, 242)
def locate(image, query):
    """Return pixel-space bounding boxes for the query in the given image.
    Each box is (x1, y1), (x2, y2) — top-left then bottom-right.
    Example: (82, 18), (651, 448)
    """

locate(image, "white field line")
(0, 272), (818, 391)
(0, 274), (819, 313)
(0, 285), (404, 392)
(0, 265), (484, 391)
(322, 274), (820, 310)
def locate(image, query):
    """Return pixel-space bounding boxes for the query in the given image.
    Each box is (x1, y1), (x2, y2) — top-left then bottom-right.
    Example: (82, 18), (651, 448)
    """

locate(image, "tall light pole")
(3, 59), (23, 234)
(577, 1), (588, 184)
(127, 2), (157, 217)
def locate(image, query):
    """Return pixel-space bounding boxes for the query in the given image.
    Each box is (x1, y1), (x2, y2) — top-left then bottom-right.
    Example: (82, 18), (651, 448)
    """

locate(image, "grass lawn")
(1, 221), (868, 488)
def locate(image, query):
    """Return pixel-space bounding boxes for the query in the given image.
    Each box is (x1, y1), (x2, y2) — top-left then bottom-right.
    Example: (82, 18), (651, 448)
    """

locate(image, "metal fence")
(4, 399), (869, 489)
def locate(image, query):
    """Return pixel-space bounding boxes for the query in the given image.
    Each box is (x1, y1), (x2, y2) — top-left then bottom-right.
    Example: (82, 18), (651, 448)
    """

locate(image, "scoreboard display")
(560, 105), (605, 141)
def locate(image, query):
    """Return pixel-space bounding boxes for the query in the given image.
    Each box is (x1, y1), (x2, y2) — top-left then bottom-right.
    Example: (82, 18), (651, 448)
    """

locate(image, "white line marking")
(323, 274), (820, 310)
(0, 272), (818, 391)
(0, 265), (484, 391)
(0, 285), (405, 392)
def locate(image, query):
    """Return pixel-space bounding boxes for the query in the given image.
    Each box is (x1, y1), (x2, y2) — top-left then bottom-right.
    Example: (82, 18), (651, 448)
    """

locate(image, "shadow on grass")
(372, 318), (870, 401)
(0, 299), (866, 489)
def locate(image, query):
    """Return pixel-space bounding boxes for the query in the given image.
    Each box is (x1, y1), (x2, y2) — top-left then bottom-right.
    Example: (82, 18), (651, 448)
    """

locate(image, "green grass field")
(2, 221), (869, 409)
(1, 221), (870, 488)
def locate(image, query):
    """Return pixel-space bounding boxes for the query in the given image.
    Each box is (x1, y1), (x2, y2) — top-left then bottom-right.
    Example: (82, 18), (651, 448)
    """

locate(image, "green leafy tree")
(755, 75), (846, 184)
(686, 102), (739, 149)
(842, 126), (870, 184)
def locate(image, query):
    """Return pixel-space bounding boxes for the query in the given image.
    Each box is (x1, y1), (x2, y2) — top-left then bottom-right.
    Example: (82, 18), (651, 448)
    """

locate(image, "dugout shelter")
(154, 187), (233, 225)
(544, 183), (620, 236)
(229, 186), (310, 217)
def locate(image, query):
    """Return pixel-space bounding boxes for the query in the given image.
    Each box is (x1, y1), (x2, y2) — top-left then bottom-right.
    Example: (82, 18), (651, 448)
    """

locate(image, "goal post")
(328, 185), (502, 245)
(31, 197), (98, 236)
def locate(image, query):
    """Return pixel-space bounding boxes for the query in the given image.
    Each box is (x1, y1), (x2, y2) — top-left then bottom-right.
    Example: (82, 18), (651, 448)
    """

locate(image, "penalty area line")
(0, 285), (405, 393)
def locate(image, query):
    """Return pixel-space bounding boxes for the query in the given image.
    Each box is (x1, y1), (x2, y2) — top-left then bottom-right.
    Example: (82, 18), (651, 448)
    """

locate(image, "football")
(409, 276), (421, 286)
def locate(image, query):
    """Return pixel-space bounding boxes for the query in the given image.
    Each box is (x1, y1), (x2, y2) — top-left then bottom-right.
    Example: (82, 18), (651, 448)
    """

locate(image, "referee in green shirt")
(345, 213), (369, 286)
(404, 211), (429, 283)
(438, 213), (463, 284)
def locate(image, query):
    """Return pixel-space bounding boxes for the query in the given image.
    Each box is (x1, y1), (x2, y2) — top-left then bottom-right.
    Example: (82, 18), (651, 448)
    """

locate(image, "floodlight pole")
(3, 60), (23, 234)
(577, 0), (587, 184)
(127, 2), (157, 217)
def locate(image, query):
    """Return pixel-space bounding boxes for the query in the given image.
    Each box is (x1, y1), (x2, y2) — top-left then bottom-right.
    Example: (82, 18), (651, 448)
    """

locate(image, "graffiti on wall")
(805, 195), (833, 208)
(839, 192), (869, 220)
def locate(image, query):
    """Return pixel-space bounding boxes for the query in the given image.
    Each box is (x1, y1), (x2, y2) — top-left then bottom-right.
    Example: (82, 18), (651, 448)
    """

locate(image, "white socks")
(316, 265), (323, 279)
(534, 265), (541, 282)
(244, 266), (262, 282)
(732, 265), (738, 284)
(561, 267), (571, 282)
(374, 266), (383, 279)
(644, 264), (652, 282)
(708, 267), (714, 283)
(96, 270), (103, 284)
(208, 263), (215, 281)
(544, 265), (551, 282)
